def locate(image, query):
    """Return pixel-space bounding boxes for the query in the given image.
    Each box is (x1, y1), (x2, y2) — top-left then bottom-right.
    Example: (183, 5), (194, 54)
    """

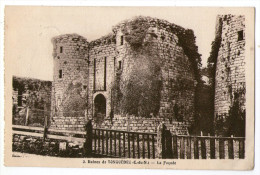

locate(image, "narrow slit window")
(60, 46), (63, 53)
(237, 30), (244, 41)
(118, 61), (122, 70)
(59, 70), (62, 78)
(120, 36), (124, 45)
(104, 57), (107, 91)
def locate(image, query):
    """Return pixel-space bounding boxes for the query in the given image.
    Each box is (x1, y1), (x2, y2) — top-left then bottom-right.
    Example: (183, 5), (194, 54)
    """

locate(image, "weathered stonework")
(12, 134), (85, 157)
(51, 34), (89, 130)
(213, 15), (246, 135)
(94, 115), (190, 135)
(51, 16), (199, 134)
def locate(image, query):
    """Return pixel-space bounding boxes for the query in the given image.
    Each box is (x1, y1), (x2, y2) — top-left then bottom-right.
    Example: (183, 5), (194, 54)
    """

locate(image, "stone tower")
(51, 34), (89, 130)
(111, 17), (198, 122)
(213, 15), (246, 135)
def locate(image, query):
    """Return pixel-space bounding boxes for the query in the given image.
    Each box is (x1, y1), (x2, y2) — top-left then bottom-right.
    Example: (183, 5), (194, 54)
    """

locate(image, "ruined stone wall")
(13, 134), (85, 157)
(112, 17), (196, 122)
(214, 15), (246, 117)
(95, 115), (190, 135)
(155, 27), (196, 122)
(51, 34), (89, 130)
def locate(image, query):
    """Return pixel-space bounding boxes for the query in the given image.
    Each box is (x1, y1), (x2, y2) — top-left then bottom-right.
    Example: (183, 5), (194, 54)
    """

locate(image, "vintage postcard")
(4, 6), (255, 170)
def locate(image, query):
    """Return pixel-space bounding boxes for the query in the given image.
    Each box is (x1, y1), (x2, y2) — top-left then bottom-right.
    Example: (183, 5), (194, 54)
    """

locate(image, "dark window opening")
(60, 46), (63, 53)
(120, 36), (124, 45)
(238, 30), (244, 41)
(161, 35), (165, 41)
(94, 59), (96, 90)
(59, 70), (62, 78)
(118, 61), (122, 70)
(104, 57), (107, 91)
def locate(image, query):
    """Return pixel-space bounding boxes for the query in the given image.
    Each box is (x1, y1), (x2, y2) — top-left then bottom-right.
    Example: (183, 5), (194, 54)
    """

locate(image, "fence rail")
(12, 125), (86, 142)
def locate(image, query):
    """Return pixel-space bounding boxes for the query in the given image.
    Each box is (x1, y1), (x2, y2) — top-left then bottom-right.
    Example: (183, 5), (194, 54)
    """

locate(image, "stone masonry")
(212, 15), (246, 136)
(214, 15), (246, 118)
(50, 16), (199, 134)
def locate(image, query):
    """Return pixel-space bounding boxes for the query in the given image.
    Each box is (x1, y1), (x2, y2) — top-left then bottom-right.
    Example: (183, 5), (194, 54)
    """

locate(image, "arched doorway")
(94, 94), (106, 125)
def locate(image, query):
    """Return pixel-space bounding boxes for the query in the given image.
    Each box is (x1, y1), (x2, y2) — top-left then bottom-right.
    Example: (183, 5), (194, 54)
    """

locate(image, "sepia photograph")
(3, 6), (255, 170)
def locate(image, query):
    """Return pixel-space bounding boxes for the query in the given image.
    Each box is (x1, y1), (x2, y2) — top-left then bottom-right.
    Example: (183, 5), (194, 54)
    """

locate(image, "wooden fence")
(92, 128), (157, 158)
(12, 121), (245, 159)
(12, 124), (86, 142)
(161, 134), (245, 159)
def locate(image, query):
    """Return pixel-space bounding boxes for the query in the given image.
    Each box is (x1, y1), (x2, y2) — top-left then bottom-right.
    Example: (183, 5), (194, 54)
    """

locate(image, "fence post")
(156, 123), (166, 159)
(25, 107), (29, 126)
(172, 135), (178, 158)
(186, 137), (191, 159)
(180, 137), (185, 159)
(219, 138), (225, 159)
(194, 137), (199, 159)
(201, 138), (206, 159)
(165, 130), (173, 158)
(43, 115), (48, 142)
(84, 120), (93, 157)
(210, 137), (216, 159)
(228, 137), (234, 159)
(239, 138), (245, 159)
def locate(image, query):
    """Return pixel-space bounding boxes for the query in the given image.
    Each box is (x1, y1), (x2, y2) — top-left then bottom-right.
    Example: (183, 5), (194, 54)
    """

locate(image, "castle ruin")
(50, 16), (201, 134)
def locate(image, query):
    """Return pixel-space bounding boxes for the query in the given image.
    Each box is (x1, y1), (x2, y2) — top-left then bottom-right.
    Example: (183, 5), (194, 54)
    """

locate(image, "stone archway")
(94, 94), (106, 125)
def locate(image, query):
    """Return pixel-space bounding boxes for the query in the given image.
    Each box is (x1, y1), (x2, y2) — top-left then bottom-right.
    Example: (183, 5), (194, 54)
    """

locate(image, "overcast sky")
(5, 6), (224, 81)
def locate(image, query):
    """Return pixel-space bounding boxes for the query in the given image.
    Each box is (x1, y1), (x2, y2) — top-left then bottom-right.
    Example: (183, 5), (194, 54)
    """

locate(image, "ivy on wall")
(207, 16), (223, 135)
(226, 88), (246, 137)
(214, 87), (246, 137)
(121, 17), (150, 50)
(120, 50), (162, 117)
(60, 82), (87, 117)
(113, 42), (162, 117)
(113, 16), (202, 119)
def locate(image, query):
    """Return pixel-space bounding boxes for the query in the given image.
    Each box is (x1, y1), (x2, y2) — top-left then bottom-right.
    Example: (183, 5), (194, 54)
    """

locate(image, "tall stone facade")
(50, 16), (199, 133)
(212, 15), (246, 135)
(51, 34), (89, 130)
